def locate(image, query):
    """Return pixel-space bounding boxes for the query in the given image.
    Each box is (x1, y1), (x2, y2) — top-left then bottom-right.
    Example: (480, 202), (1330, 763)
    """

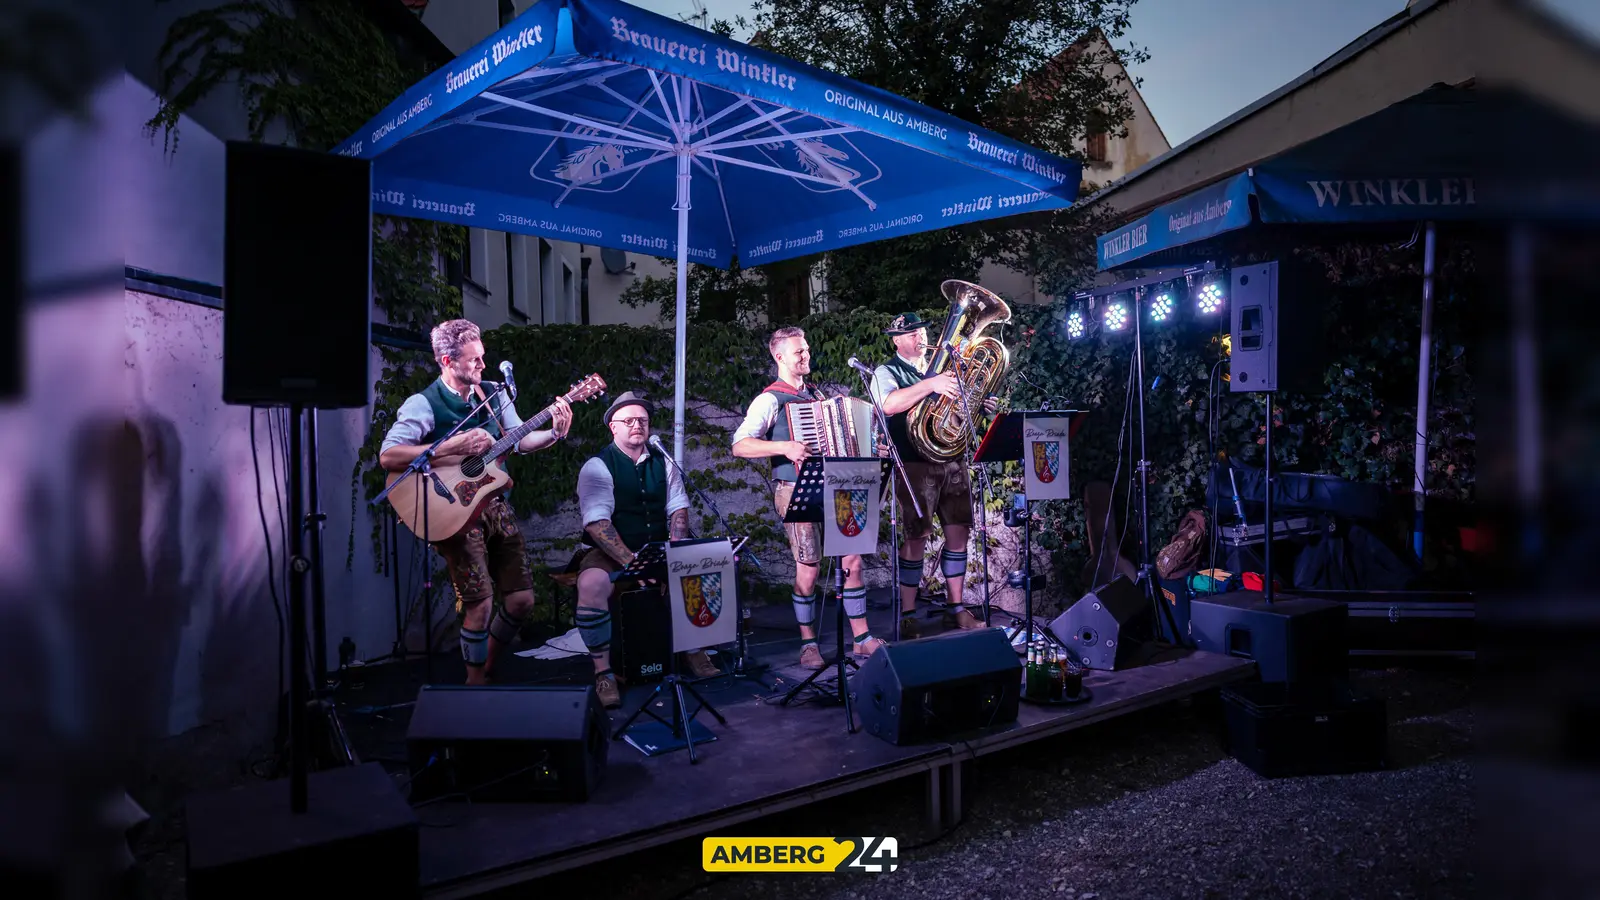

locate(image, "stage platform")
(330, 601), (1255, 898)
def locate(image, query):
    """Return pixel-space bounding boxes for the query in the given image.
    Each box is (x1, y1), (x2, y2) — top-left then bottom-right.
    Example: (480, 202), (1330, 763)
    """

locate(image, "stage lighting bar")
(1102, 292), (1132, 333)
(1147, 287), (1176, 323)
(1195, 272), (1226, 315)
(1066, 306), (1087, 340)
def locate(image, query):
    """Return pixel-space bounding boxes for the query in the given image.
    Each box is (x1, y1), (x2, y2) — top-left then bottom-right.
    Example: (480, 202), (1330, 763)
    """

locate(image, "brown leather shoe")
(681, 650), (719, 679)
(594, 673), (622, 709)
(798, 643), (825, 669)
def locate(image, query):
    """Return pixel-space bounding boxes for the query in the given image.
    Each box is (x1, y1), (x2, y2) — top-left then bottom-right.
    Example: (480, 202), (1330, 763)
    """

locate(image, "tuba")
(907, 279), (1012, 463)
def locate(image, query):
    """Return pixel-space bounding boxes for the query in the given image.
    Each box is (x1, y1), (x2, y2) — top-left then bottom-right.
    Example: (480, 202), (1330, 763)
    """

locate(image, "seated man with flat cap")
(574, 391), (718, 709)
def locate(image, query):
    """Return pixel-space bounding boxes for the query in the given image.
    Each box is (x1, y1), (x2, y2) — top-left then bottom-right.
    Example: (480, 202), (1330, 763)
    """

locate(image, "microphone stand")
(371, 379), (511, 684)
(853, 363), (922, 642)
(653, 439), (773, 687)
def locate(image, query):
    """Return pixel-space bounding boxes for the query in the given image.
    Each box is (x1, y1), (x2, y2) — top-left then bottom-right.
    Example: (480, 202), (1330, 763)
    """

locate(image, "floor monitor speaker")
(852, 627), (1021, 746)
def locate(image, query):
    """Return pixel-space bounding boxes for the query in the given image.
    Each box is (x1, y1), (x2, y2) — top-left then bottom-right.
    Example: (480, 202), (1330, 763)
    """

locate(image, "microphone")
(846, 356), (875, 377)
(648, 434), (669, 456)
(499, 360), (516, 400)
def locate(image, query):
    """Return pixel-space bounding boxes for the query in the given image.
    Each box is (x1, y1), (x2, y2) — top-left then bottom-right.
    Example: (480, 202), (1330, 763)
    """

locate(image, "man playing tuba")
(870, 312), (998, 637)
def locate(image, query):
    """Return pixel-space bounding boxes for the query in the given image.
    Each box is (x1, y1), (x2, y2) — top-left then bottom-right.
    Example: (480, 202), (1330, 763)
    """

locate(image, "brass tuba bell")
(907, 279), (1012, 463)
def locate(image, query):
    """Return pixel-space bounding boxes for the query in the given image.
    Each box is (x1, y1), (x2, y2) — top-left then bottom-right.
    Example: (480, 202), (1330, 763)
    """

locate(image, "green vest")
(881, 356), (929, 464)
(597, 443), (670, 552)
(760, 381), (818, 483)
(420, 378), (504, 446)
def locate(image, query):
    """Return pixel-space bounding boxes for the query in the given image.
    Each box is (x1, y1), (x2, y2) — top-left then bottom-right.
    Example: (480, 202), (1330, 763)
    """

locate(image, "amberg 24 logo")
(702, 836), (898, 873)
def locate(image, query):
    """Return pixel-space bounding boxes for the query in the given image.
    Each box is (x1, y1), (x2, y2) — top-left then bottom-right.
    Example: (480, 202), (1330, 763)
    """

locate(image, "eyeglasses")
(614, 417), (649, 428)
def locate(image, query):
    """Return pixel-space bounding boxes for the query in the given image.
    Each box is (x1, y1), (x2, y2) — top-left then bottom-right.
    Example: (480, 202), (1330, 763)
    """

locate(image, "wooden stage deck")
(334, 631), (1255, 899)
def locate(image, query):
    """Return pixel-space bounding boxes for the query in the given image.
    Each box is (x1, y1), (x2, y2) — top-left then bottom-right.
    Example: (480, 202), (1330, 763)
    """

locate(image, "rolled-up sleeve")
(666, 457), (690, 518)
(576, 458), (615, 527)
(870, 366), (900, 408)
(732, 393), (781, 446)
(381, 394), (434, 453)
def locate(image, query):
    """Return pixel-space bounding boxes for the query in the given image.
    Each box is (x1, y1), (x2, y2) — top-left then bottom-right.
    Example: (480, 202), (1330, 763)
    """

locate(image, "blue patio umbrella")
(333, 0), (1082, 460)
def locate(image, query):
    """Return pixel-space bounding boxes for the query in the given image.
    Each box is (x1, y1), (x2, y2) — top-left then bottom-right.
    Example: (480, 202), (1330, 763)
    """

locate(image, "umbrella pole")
(674, 150), (691, 464)
(1412, 221), (1436, 562)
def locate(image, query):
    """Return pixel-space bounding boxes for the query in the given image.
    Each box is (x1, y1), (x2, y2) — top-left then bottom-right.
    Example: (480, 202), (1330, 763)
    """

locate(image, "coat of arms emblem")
(1032, 439), (1060, 484)
(833, 489), (868, 538)
(680, 572), (722, 628)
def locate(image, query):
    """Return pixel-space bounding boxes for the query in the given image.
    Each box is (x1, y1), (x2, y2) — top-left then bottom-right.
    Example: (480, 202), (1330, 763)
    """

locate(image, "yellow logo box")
(702, 837), (899, 873)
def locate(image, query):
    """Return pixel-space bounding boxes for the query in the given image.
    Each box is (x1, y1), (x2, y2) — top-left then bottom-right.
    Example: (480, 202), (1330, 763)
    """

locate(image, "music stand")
(610, 538), (733, 765)
(778, 456), (891, 732)
(973, 410), (1084, 651)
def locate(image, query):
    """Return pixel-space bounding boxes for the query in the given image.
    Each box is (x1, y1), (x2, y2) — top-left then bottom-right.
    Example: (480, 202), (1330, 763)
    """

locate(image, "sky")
(627, 0), (1600, 148)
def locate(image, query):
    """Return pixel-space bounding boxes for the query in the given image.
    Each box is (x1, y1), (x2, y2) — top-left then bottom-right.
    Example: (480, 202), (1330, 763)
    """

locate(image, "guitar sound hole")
(460, 457), (485, 478)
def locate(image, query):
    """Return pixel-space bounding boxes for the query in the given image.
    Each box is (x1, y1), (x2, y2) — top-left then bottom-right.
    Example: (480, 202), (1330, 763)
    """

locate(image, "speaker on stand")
(185, 142), (408, 897)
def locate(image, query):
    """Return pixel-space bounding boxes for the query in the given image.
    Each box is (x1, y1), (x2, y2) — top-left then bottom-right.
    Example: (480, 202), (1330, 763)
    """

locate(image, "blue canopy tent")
(1092, 82), (1600, 558)
(333, 0), (1081, 460)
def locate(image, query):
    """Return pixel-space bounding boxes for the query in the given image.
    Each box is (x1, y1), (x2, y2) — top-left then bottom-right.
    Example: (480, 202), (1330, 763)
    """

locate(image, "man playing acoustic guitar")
(380, 319), (572, 685)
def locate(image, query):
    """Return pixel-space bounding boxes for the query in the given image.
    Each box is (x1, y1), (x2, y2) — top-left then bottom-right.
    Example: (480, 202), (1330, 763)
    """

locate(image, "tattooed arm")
(584, 519), (636, 567)
(670, 508), (689, 541)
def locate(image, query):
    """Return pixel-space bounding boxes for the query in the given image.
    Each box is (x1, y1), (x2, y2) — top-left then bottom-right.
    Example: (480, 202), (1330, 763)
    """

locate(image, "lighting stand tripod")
(1131, 296), (1186, 644)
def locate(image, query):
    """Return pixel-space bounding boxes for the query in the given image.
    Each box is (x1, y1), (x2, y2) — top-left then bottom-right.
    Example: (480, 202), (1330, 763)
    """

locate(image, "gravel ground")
(501, 664), (1474, 900)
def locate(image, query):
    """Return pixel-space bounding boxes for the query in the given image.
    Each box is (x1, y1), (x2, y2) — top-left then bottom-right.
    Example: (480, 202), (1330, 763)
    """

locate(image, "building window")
(538, 238), (553, 324)
(562, 262), (575, 323)
(580, 256), (591, 325)
(1085, 131), (1108, 163)
(506, 232), (528, 319)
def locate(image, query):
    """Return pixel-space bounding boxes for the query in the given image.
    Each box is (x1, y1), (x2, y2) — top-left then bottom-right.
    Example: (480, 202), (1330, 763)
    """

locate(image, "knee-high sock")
(792, 591), (818, 628)
(842, 586), (868, 618)
(898, 556), (924, 590)
(841, 586), (873, 643)
(460, 627), (488, 667)
(940, 548), (968, 579)
(574, 606), (612, 659)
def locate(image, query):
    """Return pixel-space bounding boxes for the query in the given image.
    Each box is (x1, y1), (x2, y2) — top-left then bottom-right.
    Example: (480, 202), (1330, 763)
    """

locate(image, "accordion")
(785, 396), (877, 457)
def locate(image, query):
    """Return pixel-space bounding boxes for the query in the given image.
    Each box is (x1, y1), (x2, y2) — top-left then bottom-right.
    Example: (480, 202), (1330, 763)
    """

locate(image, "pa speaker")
(1189, 591), (1347, 683)
(851, 628), (1021, 746)
(1048, 576), (1152, 670)
(185, 762), (418, 899)
(223, 141), (372, 408)
(405, 684), (608, 803)
(1229, 258), (1331, 393)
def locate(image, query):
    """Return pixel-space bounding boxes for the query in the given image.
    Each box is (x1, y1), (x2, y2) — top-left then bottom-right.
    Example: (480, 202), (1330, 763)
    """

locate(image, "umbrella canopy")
(334, 0), (1081, 460)
(1096, 83), (1600, 271)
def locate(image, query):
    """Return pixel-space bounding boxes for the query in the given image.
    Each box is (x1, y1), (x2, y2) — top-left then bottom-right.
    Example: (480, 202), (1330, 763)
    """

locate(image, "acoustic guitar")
(385, 373), (606, 541)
